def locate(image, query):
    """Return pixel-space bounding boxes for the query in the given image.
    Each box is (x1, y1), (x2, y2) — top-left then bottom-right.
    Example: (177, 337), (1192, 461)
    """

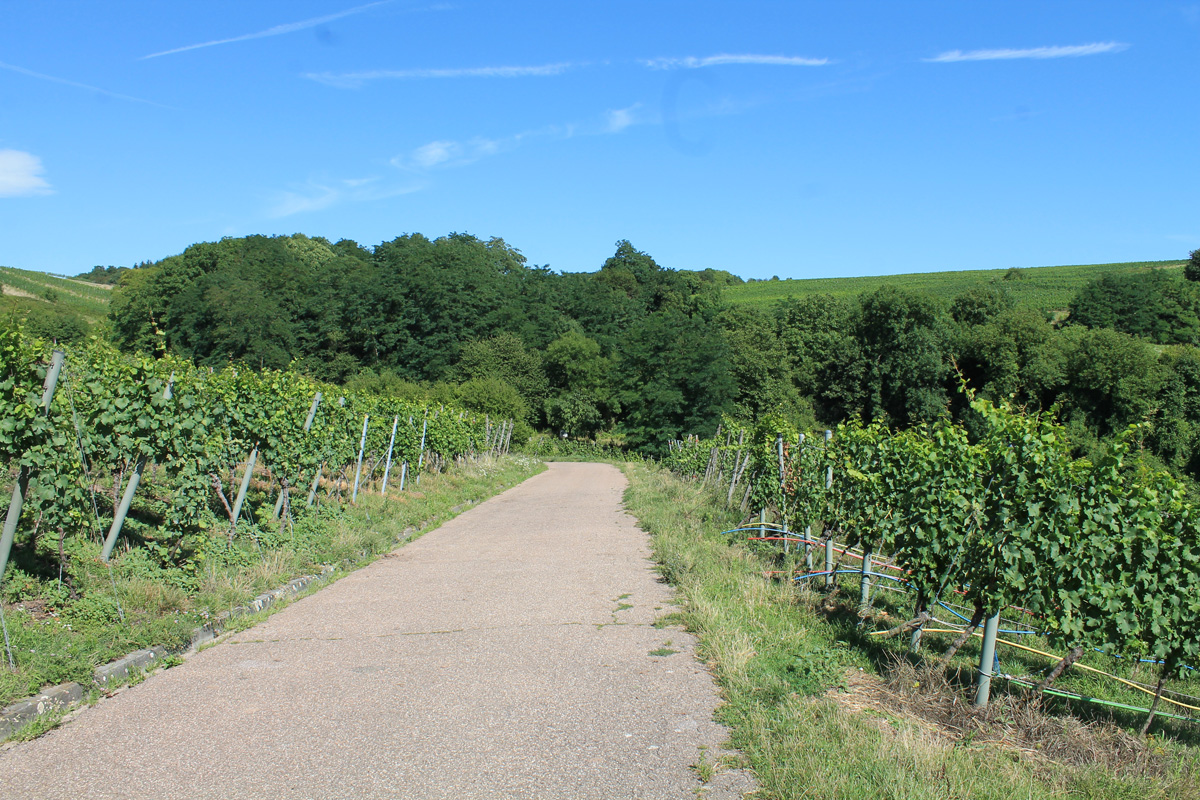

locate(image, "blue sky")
(2, 1), (1198, 279)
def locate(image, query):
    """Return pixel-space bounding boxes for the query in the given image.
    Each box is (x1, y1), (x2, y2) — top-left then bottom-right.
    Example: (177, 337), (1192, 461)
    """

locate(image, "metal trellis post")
(101, 371), (173, 562)
(351, 414), (369, 503)
(380, 415), (399, 495)
(0, 350), (66, 583)
(974, 611), (1002, 707)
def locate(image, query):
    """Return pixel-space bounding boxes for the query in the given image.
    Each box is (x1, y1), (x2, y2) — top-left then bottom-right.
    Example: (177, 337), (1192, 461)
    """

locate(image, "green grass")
(5, 706), (71, 742)
(725, 259), (1187, 315)
(0, 454), (545, 718)
(622, 461), (1200, 800)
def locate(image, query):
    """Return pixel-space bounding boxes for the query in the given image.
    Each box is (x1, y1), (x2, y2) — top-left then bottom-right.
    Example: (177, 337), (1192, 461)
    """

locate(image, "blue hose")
(935, 600), (1041, 636)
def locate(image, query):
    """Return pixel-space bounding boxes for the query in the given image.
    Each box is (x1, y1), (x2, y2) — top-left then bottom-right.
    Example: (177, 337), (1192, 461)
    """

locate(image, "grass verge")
(622, 460), (1200, 800)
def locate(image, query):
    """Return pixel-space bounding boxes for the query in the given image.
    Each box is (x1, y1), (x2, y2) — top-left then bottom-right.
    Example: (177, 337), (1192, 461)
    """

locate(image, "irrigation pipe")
(722, 525), (786, 536)
(991, 636), (1200, 712)
(791, 569), (1034, 634)
(935, 600), (1040, 636)
(874, 627), (1200, 714)
(1001, 676), (1200, 725)
(794, 568), (907, 584)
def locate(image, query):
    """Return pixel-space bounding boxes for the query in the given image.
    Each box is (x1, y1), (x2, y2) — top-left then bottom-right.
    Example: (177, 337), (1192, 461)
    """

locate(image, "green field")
(0, 265), (113, 323)
(725, 259), (1187, 315)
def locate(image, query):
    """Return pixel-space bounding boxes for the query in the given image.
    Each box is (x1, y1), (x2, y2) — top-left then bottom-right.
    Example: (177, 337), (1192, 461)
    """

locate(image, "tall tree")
(617, 307), (735, 452)
(855, 286), (953, 424)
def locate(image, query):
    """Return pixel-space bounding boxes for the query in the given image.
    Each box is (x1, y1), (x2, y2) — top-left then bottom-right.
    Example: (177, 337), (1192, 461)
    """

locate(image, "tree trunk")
(210, 472), (236, 543)
(910, 595), (928, 652)
(875, 611), (930, 640)
(1034, 645), (1085, 693)
(1140, 666), (1169, 738)
(939, 602), (984, 666)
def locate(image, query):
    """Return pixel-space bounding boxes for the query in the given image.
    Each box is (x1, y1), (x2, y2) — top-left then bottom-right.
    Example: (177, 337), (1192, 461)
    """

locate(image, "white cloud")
(394, 104), (644, 174)
(925, 42), (1128, 63)
(411, 141), (460, 168)
(394, 136), (516, 171)
(143, 0), (393, 59)
(643, 53), (830, 70)
(304, 62), (576, 88)
(0, 150), (53, 197)
(267, 175), (423, 218)
(605, 103), (642, 133)
(0, 59), (165, 106)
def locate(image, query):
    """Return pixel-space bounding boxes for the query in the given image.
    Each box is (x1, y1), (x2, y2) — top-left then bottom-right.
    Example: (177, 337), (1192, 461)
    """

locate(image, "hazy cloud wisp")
(0, 59), (165, 106)
(393, 103), (647, 173)
(268, 175), (424, 218)
(926, 42), (1129, 63)
(605, 103), (642, 133)
(144, 0), (393, 59)
(305, 62), (577, 88)
(643, 54), (830, 69)
(0, 150), (53, 198)
(307, 54), (832, 88)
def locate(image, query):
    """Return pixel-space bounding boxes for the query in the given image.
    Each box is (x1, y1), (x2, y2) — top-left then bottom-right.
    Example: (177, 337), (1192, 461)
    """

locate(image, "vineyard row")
(664, 394), (1200, 728)
(0, 327), (512, 600)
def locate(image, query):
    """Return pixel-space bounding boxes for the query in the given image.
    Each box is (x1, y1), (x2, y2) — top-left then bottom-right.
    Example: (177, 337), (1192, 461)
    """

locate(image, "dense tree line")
(108, 234), (1200, 481)
(109, 234), (738, 450)
(78, 264), (134, 285)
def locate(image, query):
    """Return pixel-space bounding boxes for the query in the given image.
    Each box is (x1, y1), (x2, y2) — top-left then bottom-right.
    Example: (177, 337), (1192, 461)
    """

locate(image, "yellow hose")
(870, 627), (1200, 712)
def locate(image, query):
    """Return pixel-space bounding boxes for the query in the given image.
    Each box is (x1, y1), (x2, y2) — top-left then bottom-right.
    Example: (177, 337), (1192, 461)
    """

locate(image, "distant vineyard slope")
(0, 264), (113, 344)
(726, 259), (1186, 317)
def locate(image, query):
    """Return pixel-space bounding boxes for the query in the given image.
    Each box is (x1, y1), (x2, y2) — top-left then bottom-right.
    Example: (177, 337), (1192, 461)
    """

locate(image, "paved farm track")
(0, 463), (753, 800)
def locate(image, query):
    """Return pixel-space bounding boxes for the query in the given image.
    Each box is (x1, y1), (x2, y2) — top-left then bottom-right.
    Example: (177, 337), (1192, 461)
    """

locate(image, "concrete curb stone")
(0, 683), (84, 740)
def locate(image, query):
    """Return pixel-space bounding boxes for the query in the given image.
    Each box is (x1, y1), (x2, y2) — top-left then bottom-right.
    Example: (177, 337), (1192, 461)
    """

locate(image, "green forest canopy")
(93, 233), (1200, 480)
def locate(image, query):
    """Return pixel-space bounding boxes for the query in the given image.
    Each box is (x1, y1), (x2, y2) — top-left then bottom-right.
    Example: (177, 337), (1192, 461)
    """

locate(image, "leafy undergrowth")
(520, 433), (633, 462)
(622, 461), (1200, 800)
(0, 454), (544, 710)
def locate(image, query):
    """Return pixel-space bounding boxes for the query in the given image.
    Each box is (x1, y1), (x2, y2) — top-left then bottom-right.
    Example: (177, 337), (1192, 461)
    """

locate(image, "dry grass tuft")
(821, 656), (1170, 780)
(119, 576), (189, 615)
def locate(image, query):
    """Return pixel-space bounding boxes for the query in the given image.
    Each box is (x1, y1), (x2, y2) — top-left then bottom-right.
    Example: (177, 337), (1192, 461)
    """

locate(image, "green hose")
(1002, 676), (1200, 724)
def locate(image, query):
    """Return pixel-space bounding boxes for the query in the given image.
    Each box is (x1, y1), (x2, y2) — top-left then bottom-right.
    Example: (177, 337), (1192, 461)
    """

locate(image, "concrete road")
(0, 462), (754, 799)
